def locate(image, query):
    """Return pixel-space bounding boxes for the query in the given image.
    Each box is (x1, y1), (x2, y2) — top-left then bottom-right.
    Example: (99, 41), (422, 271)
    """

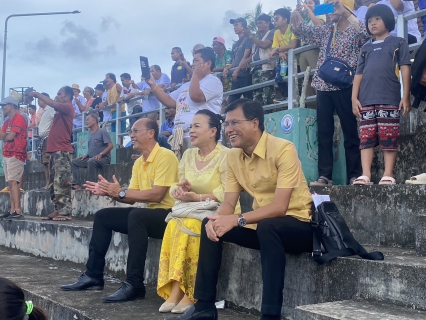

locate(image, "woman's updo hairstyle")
(194, 109), (222, 142)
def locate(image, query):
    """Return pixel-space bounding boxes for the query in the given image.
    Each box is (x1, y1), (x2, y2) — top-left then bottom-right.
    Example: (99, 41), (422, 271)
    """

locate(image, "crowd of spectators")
(1, 1), (426, 320)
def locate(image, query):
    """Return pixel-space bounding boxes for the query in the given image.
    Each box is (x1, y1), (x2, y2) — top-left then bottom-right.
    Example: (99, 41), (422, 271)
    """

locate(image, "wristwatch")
(237, 214), (247, 227)
(119, 188), (127, 199)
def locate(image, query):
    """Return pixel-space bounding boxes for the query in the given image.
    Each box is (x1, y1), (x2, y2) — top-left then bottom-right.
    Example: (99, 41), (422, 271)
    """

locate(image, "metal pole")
(287, 48), (295, 110)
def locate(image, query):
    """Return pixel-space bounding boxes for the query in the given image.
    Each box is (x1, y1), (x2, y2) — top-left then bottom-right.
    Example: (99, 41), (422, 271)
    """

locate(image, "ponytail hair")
(195, 109), (222, 142)
(0, 277), (48, 320)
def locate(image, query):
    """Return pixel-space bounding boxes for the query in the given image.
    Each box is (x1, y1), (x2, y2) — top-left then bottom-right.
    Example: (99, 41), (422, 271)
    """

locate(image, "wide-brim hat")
(71, 84), (81, 92)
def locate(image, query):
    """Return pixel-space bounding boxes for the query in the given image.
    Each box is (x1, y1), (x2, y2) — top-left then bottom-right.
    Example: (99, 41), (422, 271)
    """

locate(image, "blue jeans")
(158, 135), (171, 150)
(111, 111), (127, 133)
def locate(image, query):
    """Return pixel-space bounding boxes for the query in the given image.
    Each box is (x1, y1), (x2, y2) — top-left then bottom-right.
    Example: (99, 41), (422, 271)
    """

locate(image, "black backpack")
(311, 201), (384, 265)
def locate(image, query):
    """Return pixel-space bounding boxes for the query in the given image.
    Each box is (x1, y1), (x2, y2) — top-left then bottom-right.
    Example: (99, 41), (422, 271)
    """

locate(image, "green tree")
(244, 2), (272, 33)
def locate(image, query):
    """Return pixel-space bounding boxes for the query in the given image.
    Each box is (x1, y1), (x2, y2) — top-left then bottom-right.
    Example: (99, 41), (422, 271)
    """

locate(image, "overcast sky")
(0, 0), (294, 102)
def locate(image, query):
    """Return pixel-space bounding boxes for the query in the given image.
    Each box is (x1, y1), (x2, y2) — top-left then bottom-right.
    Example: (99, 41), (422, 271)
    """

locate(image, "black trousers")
(316, 87), (362, 181)
(86, 207), (168, 288)
(228, 76), (253, 105)
(194, 216), (313, 316)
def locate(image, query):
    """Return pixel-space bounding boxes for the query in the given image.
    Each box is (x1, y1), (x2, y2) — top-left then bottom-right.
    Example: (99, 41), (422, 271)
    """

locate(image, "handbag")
(311, 201), (384, 264)
(165, 199), (220, 237)
(318, 30), (354, 89)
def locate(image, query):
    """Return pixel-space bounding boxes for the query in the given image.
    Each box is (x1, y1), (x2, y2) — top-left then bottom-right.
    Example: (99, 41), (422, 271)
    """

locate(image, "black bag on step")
(311, 201), (384, 265)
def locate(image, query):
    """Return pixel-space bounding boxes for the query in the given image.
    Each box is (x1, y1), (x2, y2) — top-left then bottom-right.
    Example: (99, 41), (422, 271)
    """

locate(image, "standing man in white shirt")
(37, 92), (56, 190)
(147, 48), (223, 152)
(71, 84), (87, 142)
(118, 73), (142, 128)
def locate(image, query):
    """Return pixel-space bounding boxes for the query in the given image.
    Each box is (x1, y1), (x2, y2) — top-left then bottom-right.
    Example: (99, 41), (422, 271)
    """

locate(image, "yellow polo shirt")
(272, 25), (297, 48)
(226, 133), (312, 229)
(129, 143), (178, 209)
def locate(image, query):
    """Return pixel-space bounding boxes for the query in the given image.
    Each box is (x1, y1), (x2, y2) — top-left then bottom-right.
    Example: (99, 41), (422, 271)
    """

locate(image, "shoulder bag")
(165, 199), (220, 237)
(318, 30), (355, 89)
(311, 201), (384, 264)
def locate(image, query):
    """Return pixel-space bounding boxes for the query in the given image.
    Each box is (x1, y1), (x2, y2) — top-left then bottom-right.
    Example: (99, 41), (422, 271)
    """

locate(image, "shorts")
(40, 138), (51, 165)
(4, 156), (24, 182)
(359, 104), (400, 151)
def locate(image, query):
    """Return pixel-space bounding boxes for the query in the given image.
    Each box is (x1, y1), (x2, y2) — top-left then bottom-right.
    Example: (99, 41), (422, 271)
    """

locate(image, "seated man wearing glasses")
(60, 118), (179, 304)
(169, 99), (313, 320)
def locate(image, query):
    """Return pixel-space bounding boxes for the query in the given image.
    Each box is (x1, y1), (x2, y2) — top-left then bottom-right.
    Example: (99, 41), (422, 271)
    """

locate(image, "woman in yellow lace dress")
(157, 109), (240, 314)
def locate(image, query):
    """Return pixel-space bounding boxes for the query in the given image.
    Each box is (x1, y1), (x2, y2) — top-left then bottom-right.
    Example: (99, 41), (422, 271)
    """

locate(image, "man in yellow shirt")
(269, 8), (298, 103)
(60, 118), (179, 304)
(169, 99), (313, 320)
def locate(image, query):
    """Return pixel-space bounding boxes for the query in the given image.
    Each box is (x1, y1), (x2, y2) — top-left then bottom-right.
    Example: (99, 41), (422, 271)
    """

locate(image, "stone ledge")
(295, 299), (426, 320)
(1, 217), (426, 318)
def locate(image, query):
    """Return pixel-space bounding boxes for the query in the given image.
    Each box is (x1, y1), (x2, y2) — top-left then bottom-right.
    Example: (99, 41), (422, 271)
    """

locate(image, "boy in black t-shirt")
(352, 4), (411, 186)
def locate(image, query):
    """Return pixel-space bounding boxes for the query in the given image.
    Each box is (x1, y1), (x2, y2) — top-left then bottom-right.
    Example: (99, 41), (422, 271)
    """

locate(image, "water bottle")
(280, 59), (288, 77)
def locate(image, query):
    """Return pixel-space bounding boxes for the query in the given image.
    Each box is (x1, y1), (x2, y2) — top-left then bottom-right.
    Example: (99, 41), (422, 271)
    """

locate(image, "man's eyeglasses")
(223, 119), (254, 129)
(127, 128), (152, 135)
(273, 16), (281, 21)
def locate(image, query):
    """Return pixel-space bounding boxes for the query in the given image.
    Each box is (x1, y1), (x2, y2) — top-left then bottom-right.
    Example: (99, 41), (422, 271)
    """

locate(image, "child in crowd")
(352, 4), (411, 185)
(0, 277), (47, 320)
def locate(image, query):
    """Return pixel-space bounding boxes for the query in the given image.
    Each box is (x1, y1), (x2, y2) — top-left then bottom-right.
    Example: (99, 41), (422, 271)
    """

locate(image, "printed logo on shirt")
(176, 91), (190, 118)
(374, 47), (382, 51)
(177, 66), (183, 70)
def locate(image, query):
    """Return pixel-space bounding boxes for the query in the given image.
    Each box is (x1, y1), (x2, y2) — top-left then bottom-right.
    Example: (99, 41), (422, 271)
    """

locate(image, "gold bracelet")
(152, 85), (159, 91)
(199, 194), (202, 202)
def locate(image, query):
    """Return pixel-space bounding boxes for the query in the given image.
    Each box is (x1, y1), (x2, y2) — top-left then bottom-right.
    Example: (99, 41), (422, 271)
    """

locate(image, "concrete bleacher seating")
(1, 84), (426, 319)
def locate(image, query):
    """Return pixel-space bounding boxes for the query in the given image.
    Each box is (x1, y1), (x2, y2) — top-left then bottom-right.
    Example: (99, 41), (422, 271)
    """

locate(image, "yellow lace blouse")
(170, 142), (241, 214)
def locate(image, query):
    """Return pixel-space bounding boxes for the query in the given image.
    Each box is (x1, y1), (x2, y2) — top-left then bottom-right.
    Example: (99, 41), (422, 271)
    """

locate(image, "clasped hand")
(84, 174), (121, 197)
(205, 215), (238, 242)
(172, 179), (197, 201)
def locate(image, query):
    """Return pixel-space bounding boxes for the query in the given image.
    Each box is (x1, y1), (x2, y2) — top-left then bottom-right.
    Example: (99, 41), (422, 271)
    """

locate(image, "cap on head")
(230, 17), (248, 28)
(0, 96), (19, 108)
(94, 84), (105, 91)
(257, 13), (271, 23)
(212, 36), (226, 46)
(71, 84), (81, 92)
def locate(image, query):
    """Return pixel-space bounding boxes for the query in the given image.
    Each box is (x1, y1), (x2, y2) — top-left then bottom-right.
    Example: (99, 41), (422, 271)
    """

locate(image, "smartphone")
(297, 0), (302, 4)
(140, 56), (150, 79)
(314, 3), (334, 15)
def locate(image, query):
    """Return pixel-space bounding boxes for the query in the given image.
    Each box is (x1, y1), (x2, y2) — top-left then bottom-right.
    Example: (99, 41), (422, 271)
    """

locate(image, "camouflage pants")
(49, 151), (72, 216)
(252, 69), (275, 106)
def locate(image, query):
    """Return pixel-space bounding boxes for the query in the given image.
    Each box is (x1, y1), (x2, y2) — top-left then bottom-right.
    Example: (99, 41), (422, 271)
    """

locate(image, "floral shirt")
(293, 22), (369, 91)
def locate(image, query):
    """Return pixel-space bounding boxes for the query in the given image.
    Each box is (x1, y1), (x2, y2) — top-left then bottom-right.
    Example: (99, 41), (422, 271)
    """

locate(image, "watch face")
(238, 216), (247, 227)
(119, 190), (126, 198)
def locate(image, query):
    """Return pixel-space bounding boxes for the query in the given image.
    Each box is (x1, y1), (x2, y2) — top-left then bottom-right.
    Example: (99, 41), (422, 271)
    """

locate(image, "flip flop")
(310, 177), (332, 186)
(42, 212), (59, 220)
(405, 173), (426, 184)
(353, 175), (373, 185)
(52, 215), (72, 221)
(379, 176), (396, 185)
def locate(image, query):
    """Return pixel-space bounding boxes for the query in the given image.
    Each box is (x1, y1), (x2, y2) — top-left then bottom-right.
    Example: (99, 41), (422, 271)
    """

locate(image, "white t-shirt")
(38, 106), (56, 137)
(377, 0), (421, 42)
(101, 91), (111, 121)
(169, 74), (223, 138)
(120, 85), (142, 114)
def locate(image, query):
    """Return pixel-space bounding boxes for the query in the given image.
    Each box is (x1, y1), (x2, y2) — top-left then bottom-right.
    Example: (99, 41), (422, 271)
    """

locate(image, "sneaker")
(273, 97), (288, 103)
(8, 212), (24, 219)
(0, 187), (9, 193)
(0, 212), (11, 219)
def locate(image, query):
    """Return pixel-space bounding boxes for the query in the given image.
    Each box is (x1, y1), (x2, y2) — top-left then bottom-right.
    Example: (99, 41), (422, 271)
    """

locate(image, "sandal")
(52, 215), (72, 221)
(379, 176), (396, 185)
(405, 173), (426, 184)
(310, 176), (332, 186)
(42, 211), (59, 220)
(352, 175), (373, 185)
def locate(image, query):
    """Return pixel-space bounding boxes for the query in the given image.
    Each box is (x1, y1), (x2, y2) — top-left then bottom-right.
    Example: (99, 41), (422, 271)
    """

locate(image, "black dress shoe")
(164, 305), (218, 320)
(60, 273), (104, 291)
(102, 281), (145, 303)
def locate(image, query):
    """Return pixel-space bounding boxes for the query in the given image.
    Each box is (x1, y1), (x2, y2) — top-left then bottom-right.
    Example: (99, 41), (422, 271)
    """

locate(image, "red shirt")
(46, 102), (74, 153)
(1, 113), (27, 162)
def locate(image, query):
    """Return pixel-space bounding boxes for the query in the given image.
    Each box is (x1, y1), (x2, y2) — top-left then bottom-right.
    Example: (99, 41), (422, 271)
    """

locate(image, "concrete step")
(0, 249), (256, 320)
(1, 217), (426, 318)
(2, 184), (425, 252)
(294, 300), (426, 320)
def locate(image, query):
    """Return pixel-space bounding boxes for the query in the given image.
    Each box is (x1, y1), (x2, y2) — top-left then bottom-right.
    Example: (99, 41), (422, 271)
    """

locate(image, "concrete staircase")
(1, 107), (426, 319)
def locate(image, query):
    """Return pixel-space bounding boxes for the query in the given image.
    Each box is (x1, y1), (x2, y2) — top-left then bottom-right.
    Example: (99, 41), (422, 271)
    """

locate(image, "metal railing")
(25, 8), (426, 157)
